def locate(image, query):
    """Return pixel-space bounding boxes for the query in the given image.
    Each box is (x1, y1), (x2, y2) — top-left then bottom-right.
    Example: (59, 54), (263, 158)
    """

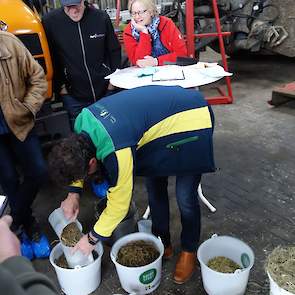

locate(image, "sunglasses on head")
(0, 21), (8, 31)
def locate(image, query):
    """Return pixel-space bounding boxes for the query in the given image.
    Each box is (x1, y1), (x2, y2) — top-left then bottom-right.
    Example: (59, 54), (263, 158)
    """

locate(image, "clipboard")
(152, 68), (185, 82)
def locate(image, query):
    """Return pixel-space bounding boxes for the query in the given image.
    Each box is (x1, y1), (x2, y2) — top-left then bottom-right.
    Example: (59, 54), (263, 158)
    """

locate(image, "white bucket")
(197, 234), (255, 295)
(110, 232), (164, 295)
(268, 271), (295, 295)
(49, 242), (103, 295)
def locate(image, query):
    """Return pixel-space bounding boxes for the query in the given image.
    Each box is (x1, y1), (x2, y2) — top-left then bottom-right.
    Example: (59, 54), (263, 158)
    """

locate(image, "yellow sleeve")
(93, 148), (134, 237)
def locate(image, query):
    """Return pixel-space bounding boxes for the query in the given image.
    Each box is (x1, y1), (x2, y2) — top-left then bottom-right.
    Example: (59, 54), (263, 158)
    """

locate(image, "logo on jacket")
(100, 110), (116, 123)
(90, 33), (105, 39)
(94, 104), (116, 124)
(100, 110), (109, 118)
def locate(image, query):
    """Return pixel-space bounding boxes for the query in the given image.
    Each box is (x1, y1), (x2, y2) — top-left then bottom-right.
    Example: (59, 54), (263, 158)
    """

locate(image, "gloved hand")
(91, 180), (109, 199)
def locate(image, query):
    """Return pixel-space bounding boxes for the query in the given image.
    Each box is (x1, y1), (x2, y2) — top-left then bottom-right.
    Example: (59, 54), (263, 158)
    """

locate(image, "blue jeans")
(61, 95), (93, 130)
(0, 130), (47, 228)
(146, 175), (201, 252)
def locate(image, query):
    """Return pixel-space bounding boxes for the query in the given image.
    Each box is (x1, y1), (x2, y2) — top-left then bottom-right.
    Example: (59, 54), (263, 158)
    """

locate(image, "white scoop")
(48, 207), (94, 267)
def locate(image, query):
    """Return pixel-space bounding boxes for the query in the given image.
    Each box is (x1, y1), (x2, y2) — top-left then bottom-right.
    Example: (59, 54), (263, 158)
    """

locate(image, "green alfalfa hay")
(266, 246), (295, 293)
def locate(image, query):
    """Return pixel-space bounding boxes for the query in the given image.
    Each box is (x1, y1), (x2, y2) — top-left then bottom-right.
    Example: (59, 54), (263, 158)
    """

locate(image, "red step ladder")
(185, 0), (234, 104)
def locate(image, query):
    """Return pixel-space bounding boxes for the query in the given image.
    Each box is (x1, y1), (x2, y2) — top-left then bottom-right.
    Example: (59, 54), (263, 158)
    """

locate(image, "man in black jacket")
(42, 0), (121, 128)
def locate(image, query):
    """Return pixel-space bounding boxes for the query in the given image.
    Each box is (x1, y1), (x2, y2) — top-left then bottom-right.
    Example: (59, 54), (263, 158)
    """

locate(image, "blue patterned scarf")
(131, 16), (169, 58)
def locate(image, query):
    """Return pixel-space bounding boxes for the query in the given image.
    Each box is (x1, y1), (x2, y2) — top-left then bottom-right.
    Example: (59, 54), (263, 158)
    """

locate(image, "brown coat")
(0, 31), (47, 141)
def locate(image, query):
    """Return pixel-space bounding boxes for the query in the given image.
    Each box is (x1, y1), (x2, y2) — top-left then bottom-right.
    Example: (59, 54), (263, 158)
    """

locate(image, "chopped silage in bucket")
(111, 232), (164, 294)
(266, 246), (295, 294)
(207, 256), (242, 273)
(116, 240), (160, 267)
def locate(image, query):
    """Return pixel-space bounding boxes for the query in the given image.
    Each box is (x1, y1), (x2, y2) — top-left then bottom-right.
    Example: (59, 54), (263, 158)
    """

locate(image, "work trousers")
(61, 95), (92, 130)
(0, 131), (47, 228)
(146, 175), (201, 252)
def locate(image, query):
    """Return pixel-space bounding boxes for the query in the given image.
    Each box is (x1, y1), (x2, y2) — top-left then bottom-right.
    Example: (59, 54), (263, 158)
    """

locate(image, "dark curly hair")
(48, 133), (96, 187)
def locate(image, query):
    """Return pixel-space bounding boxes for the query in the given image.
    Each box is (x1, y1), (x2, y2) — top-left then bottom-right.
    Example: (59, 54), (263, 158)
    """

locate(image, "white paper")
(194, 62), (219, 68)
(198, 65), (233, 78)
(152, 65), (185, 81)
(104, 69), (121, 79)
(137, 67), (158, 77)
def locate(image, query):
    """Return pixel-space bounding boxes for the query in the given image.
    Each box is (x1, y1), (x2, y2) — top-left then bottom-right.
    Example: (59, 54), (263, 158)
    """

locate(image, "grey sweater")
(0, 256), (57, 295)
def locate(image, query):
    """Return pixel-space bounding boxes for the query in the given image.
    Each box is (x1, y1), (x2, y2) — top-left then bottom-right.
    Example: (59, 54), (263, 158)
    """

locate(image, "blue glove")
(31, 234), (51, 259)
(92, 180), (109, 199)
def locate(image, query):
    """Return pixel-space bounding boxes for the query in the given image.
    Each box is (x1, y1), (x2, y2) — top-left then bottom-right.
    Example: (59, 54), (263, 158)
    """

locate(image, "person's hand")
(0, 215), (21, 263)
(73, 234), (95, 256)
(131, 19), (148, 34)
(107, 82), (116, 91)
(59, 84), (68, 95)
(136, 56), (158, 68)
(61, 193), (80, 221)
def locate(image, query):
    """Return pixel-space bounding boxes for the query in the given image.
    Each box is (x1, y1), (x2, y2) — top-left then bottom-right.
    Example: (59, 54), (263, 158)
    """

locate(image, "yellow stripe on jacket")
(70, 180), (84, 188)
(93, 148), (133, 237)
(137, 107), (212, 149)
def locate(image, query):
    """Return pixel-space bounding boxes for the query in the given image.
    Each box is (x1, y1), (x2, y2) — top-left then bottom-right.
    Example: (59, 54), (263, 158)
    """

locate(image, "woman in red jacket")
(123, 0), (188, 67)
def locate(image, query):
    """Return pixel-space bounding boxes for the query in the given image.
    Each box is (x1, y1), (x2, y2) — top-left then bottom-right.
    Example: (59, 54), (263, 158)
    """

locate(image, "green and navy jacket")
(71, 85), (215, 240)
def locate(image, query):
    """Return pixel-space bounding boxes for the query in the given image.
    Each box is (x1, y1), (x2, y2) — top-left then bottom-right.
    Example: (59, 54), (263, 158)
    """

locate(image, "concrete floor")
(32, 50), (295, 295)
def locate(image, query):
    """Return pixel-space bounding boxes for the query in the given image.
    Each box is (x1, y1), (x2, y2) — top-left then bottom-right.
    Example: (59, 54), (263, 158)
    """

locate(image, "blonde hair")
(128, 0), (159, 17)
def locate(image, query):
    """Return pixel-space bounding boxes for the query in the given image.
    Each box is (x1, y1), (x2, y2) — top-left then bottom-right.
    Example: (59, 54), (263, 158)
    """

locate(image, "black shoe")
(23, 217), (42, 243)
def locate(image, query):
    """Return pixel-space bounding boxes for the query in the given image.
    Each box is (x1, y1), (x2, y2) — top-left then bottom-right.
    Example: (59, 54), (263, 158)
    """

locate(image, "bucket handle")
(197, 184), (216, 212)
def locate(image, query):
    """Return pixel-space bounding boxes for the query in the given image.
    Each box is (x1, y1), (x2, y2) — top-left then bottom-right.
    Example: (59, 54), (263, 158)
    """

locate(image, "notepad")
(152, 66), (185, 82)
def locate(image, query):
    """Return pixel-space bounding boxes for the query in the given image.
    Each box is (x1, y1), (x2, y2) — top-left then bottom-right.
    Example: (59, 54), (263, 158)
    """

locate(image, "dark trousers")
(146, 175), (201, 252)
(0, 131), (47, 228)
(61, 95), (93, 130)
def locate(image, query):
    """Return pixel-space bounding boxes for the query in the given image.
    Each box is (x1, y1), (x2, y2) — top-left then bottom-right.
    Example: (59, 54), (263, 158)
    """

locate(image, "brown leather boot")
(173, 251), (196, 284)
(163, 245), (173, 259)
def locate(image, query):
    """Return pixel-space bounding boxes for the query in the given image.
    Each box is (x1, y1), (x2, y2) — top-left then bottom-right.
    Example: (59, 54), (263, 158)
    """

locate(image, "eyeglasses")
(131, 10), (147, 17)
(0, 20), (8, 31)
